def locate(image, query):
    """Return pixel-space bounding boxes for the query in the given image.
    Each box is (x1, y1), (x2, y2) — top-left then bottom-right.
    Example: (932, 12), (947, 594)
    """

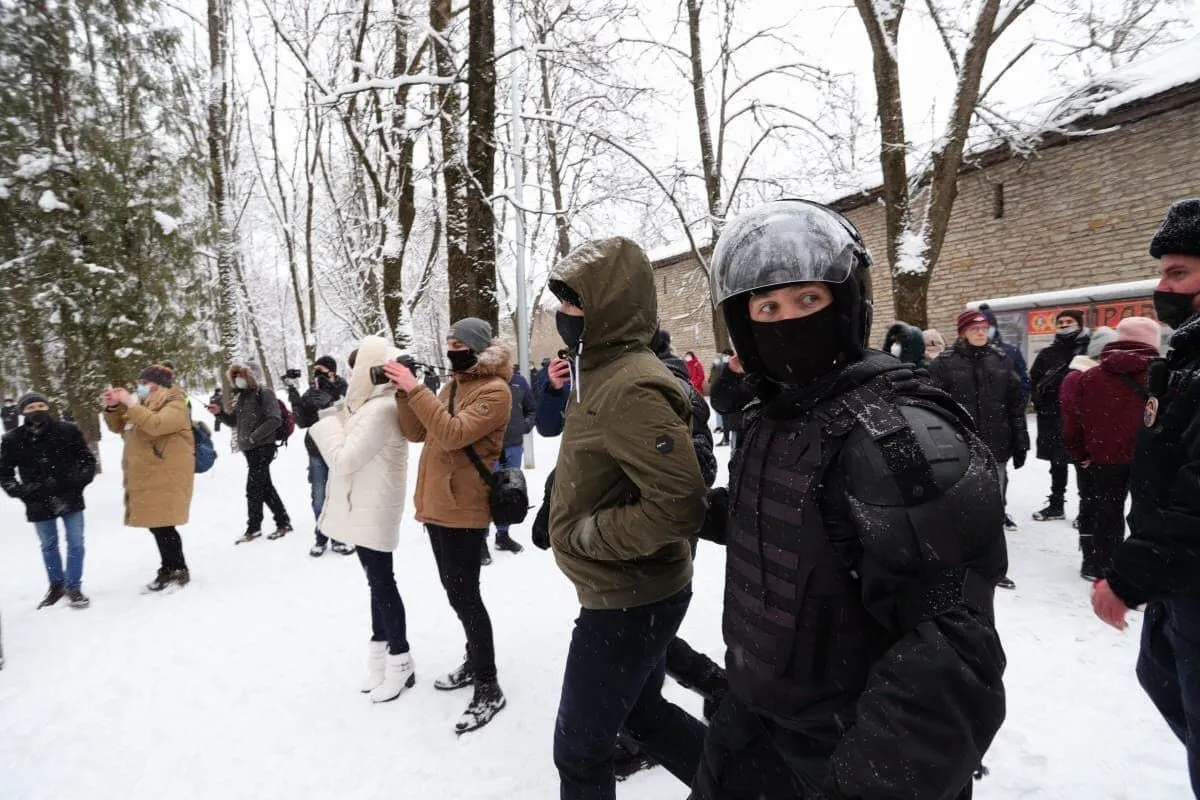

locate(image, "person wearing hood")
(1092, 199), (1200, 794)
(385, 317), (511, 734)
(1029, 309), (1091, 522)
(692, 200), (1006, 800)
(928, 310), (1029, 557)
(882, 321), (927, 368)
(286, 355), (352, 557)
(309, 336), (413, 703)
(979, 304), (1031, 404)
(1, 398), (18, 433)
(1, 393), (96, 608)
(208, 363), (292, 543)
(1061, 319), (1160, 581)
(923, 328), (947, 362)
(103, 365), (195, 592)
(542, 238), (708, 799)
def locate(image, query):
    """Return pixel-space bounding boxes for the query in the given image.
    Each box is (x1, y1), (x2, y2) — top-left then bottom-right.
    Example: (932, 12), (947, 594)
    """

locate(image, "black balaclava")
(749, 306), (840, 385)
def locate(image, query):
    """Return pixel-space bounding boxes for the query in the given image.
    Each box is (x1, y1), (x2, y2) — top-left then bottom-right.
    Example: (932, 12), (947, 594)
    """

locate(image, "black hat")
(1150, 199), (1200, 259)
(17, 392), (49, 414)
(313, 355), (337, 373)
(1055, 309), (1084, 327)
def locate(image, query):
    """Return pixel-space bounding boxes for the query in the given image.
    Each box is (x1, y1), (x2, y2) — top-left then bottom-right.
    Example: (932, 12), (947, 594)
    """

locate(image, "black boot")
(434, 657), (475, 691)
(495, 532), (524, 554)
(455, 680), (506, 734)
(613, 733), (658, 781)
(480, 539), (493, 566)
(1032, 497), (1065, 521)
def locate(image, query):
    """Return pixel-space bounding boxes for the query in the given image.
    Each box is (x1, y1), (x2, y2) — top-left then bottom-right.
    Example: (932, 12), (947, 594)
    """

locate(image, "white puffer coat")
(309, 336), (409, 552)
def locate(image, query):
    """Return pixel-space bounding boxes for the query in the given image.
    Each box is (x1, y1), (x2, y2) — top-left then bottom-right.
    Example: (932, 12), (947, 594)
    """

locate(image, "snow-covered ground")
(0, 412), (1190, 799)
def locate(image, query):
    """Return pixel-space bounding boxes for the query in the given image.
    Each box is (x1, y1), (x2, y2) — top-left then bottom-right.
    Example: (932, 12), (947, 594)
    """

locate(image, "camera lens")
(368, 365), (390, 386)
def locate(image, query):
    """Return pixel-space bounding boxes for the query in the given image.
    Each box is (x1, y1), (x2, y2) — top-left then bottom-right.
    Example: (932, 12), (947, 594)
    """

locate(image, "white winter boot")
(361, 641), (387, 694)
(370, 652), (416, 703)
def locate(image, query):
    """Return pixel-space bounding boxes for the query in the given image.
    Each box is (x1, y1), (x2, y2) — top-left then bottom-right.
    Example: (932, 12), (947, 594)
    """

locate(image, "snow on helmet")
(709, 199), (873, 374)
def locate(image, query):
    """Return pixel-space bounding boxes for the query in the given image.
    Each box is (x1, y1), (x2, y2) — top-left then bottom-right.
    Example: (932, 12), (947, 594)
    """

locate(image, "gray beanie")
(1086, 326), (1118, 358)
(449, 318), (494, 354)
(17, 392), (49, 415)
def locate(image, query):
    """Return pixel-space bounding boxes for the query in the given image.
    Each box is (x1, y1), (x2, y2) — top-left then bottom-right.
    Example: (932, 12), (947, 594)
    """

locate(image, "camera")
(369, 355), (419, 386)
(282, 368), (303, 381)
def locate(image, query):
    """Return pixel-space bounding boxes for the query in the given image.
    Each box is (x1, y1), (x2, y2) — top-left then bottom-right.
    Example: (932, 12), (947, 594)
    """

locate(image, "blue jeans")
(307, 453), (339, 546)
(492, 443), (524, 536)
(33, 511), (85, 591)
(554, 586), (706, 800)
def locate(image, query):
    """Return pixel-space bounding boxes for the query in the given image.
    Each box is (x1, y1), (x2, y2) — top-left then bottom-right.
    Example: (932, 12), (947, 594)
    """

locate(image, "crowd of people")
(3, 196), (1200, 798)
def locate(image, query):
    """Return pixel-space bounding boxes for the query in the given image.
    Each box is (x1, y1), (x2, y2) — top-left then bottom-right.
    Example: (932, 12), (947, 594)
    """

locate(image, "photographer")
(286, 356), (351, 557)
(385, 317), (511, 735)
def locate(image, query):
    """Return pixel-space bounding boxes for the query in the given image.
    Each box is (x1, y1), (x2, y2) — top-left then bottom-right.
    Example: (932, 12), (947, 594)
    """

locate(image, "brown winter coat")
(396, 341), (513, 530)
(104, 385), (195, 528)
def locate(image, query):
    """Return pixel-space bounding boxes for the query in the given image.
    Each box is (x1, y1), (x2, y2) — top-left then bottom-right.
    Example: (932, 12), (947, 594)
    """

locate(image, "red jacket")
(685, 357), (706, 395)
(1060, 341), (1158, 465)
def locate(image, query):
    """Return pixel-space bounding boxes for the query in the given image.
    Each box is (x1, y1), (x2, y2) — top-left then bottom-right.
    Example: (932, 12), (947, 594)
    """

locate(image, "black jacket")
(709, 362), (755, 436)
(215, 385), (282, 452)
(0, 420), (97, 522)
(882, 322), (927, 368)
(701, 354), (1007, 798)
(1030, 331), (1089, 461)
(660, 353), (717, 488)
(503, 372), (536, 448)
(1109, 315), (1200, 607)
(288, 374), (349, 458)
(928, 341), (1029, 463)
(1, 402), (18, 433)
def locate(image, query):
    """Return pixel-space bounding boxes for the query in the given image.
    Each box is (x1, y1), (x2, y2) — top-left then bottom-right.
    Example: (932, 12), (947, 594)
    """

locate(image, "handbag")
(450, 382), (531, 526)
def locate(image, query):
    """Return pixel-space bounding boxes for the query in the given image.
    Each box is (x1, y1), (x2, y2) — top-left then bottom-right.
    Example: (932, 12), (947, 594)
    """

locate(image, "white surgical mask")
(135, 384), (151, 400)
(889, 343), (902, 358)
(988, 326), (997, 340)
(235, 377), (248, 390)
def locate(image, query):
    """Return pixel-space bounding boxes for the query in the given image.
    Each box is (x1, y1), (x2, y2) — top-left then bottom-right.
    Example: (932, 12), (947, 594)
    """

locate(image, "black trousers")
(427, 525), (496, 682)
(244, 445), (289, 531)
(1049, 459), (1078, 503)
(357, 546), (410, 655)
(150, 526), (187, 571)
(1077, 464), (1130, 574)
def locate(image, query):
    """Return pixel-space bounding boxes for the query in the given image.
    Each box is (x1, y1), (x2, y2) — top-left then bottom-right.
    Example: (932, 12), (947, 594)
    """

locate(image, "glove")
(1012, 450), (1026, 470)
(531, 503), (551, 550)
(696, 487), (730, 545)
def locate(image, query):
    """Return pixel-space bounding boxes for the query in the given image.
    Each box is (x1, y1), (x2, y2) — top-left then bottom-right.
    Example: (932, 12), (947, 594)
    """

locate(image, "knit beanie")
(956, 310), (989, 336)
(1086, 326), (1117, 358)
(313, 355), (337, 373)
(1149, 199), (1200, 259)
(139, 363), (174, 388)
(449, 318), (494, 354)
(17, 392), (49, 415)
(1116, 316), (1163, 350)
(1055, 309), (1085, 328)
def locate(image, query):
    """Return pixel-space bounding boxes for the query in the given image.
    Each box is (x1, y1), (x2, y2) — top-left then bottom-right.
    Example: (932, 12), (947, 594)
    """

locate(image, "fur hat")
(956, 310), (989, 336)
(139, 364), (174, 388)
(1116, 316), (1162, 350)
(1150, 199), (1200, 259)
(449, 318), (494, 355)
(17, 392), (49, 415)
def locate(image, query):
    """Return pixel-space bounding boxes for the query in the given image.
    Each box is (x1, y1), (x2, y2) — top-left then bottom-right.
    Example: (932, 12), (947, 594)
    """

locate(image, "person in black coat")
(486, 369), (535, 559)
(1029, 309), (1090, 521)
(979, 303), (1031, 404)
(1, 398), (18, 433)
(882, 321), (927, 368)
(928, 309), (1030, 560)
(693, 200), (1006, 800)
(0, 393), (97, 609)
(286, 355), (350, 557)
(1092, 198), (1200, 795)
(709, 355), (753, 450)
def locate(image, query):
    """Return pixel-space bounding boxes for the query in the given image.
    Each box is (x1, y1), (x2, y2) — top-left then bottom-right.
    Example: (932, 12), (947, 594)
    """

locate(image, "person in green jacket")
(546, 237), (708, 800)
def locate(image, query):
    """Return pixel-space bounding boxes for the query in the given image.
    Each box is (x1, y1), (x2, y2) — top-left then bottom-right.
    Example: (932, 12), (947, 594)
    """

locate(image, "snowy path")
(0, 414), (1189, 799)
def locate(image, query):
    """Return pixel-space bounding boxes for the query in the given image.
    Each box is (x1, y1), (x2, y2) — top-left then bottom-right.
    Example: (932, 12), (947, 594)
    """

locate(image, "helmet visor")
(709, 201), (863, 307)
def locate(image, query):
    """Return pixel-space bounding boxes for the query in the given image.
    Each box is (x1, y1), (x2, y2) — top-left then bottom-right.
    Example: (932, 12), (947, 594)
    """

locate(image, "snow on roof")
(965, 278), (1159, 312)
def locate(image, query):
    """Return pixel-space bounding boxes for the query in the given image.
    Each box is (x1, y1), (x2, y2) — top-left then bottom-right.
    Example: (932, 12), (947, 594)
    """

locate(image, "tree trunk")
(537, 53), (572, 259)
(685, 0), (721, 238)
(465, 0), (499, 329)
(382, 4), (417, 345)
(207, 0), (239, 393)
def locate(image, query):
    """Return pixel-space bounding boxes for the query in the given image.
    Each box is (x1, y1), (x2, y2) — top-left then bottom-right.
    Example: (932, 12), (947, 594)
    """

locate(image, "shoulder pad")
(840, 404), (971, 506)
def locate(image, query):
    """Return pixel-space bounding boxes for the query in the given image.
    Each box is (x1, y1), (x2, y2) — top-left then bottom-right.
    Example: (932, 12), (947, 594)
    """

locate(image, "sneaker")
(66, 589), (90, 609)
(37, 584), (65, 609)
(480, 540), (493, 567)
(434, 659), (474, 691)
(235, 529), (262, 545)
(331, 541), (355, 555)
(996, 576), (1016, 590)
(1032, 499), (1065, 522)
(455, 680), (506, 734)
(309, 541), (327, 558)
(267, 523), (293, 540)
(1003, 514), (1018, 532)
(370, 652), (416, 703)
(495, 533), (524, 554)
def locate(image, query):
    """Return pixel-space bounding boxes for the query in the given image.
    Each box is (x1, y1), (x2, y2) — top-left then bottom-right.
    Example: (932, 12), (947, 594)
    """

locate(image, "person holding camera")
(207, 363), (292, 544)
(286, 355), (351, 557)
(1, 393), (97, 608)
(385, 317), (511, 735)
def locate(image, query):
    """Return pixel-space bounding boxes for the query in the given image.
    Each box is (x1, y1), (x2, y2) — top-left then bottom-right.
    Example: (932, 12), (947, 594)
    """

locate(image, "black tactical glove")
(696, 487), (730, 546)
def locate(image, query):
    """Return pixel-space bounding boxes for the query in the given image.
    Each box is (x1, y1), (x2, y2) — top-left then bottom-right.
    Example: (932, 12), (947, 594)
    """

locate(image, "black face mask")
(557, 312), (585, 351)
(1154, 290), (1200, 329)
(447, 349), (478, 372)
(25, 411), (52, 430)
(749, 306), (840, 385)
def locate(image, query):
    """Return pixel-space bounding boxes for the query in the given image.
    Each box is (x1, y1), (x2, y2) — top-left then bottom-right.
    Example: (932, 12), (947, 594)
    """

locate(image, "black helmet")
(709, 199), (873, 375)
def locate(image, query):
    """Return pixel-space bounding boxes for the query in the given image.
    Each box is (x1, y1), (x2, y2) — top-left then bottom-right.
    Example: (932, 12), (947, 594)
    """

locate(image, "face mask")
(234, 377), (248, 390)
(135, 384), (151, 400)
(889, 342), (902, 358)
(556, 312), (585, 351)
(1154, 290), (1200, 329)
(749, 306), (840, 385)
(25, 411), (51, 429)
(447, 349), (478, 372)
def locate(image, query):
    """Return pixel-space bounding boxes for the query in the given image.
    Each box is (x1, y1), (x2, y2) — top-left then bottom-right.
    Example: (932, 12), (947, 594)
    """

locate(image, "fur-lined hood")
(455, 339), (513, 384)
(346, 335), (403, 413)
(227, 363), (262, 392)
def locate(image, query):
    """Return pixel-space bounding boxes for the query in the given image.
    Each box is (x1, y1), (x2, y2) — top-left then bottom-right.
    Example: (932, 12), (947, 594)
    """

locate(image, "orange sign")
(1026, 300), (1157, 334)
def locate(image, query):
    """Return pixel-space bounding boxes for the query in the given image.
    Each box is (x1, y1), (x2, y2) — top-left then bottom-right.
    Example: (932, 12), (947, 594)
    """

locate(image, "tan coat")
(397, 341), (512, 530)
(103, 385), (195, 528)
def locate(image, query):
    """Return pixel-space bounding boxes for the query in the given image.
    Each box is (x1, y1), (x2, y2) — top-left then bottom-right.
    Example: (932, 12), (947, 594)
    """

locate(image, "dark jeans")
(1049, 459), (1077, 503)
(1077, 464), (1130, 574)
(555, 586), (706, 800)
(245, 445), (289, 531)
(427, 525), (496, 682)
(1137, 598), (1200, 797)
(357, 546), (410, 655)
(150, 526), (187, 571)
(307, 453), (341, 546)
